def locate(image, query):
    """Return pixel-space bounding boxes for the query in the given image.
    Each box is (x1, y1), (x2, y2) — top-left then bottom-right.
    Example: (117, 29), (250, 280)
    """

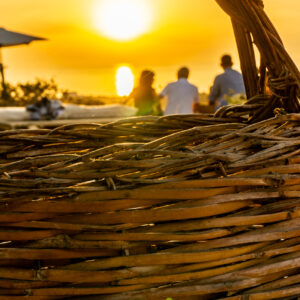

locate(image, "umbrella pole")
(0, 48), (8, 100)
(0, 63), (8, 100)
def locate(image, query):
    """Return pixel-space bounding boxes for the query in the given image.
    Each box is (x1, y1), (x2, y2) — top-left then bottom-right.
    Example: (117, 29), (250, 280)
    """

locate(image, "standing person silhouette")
(209, 54), (245, 111)
(129, 70), (162, 116)
(159, 67), (199, 115)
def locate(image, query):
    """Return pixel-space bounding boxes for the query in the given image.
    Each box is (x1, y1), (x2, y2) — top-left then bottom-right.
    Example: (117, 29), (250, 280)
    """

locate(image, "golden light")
(116, 66), (134, 96)
(94, 0), (152, 41)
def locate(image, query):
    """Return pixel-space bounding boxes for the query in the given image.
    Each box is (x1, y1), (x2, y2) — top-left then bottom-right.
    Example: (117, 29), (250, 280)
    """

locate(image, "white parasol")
(0, 27), (46, 98)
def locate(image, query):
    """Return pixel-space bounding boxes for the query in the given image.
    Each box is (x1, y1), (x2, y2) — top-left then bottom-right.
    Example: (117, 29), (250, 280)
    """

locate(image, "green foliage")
(0, 78), (136, 107)
(225, 93), (246, 105)
(0, 78), (60, 107)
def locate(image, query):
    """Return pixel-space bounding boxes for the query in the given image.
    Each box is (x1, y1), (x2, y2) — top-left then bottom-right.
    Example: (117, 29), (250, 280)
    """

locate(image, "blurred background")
(0, 0), (299, 98)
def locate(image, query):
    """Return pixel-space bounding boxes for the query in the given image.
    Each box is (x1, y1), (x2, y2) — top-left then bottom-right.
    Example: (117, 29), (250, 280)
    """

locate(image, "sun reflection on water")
(116, 66), (134, 96)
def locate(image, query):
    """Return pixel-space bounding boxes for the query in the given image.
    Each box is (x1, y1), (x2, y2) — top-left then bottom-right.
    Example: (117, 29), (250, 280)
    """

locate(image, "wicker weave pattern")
(0, 114), (299, 299)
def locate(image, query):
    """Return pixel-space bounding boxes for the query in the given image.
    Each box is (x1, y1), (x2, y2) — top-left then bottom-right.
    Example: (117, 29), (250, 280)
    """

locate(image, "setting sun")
(116, 66), (134, 96)
(94, 0), (152, 41)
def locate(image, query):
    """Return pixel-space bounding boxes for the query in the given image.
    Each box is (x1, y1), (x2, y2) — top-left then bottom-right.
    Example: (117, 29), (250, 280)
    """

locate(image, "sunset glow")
(94, 0), (152, 41)
(116, 66), (134, 96)
(1, 1), (300, 96)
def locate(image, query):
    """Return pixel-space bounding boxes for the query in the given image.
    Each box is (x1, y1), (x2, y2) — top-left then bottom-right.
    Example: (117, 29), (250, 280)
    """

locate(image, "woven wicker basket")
(0, 1), (300, 299)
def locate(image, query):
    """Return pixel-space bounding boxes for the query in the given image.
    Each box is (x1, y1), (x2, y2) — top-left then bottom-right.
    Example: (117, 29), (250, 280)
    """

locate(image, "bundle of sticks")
(0, 113), (300, 299)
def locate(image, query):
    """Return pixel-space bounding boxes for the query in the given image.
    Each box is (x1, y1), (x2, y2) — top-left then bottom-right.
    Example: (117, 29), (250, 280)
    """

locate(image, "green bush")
(0, 79), (135, 107)
(225, 93), (246, 105)
(0, 78), (59, 107)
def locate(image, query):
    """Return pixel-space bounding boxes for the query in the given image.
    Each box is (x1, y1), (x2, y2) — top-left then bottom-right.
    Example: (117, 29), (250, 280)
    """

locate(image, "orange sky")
(1, 0), (300, 96)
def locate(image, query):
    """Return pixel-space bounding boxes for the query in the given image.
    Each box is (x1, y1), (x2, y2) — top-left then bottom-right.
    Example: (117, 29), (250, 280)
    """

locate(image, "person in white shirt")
(159, 67), (199, 115)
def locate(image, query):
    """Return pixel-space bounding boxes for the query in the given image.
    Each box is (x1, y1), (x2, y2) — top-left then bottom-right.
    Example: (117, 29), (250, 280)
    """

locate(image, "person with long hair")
(129, 70), (162, 116)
